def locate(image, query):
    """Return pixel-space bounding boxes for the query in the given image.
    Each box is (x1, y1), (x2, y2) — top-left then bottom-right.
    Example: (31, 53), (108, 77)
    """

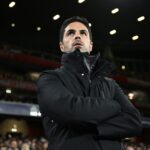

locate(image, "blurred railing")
(115, 58), (150, 81)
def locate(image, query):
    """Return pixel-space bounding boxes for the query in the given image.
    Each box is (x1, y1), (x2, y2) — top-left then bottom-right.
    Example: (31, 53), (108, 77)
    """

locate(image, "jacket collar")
(61, 50), (90, 74)
(61, 50), (115, 77)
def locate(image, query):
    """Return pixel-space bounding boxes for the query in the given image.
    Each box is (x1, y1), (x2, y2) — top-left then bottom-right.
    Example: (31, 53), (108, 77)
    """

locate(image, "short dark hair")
(59, 16), (92, 42)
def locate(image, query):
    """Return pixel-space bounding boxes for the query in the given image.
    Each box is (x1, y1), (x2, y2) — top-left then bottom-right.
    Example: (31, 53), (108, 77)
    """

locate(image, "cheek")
(88, 42), (93, 51)
(64, 38), (71, 44)
(66, 40), (72, 46)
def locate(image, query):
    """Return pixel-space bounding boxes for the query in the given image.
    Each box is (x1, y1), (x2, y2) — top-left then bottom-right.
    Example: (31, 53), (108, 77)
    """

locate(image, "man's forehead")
(64, 21), (88, 32)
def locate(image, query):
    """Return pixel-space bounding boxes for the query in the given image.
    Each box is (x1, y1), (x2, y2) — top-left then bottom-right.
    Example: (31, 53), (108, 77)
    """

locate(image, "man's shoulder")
(37, 68), (66, 86)
(104, 76), (114, 83)
(103, 77), (121, 92)
(103, 76), (116, 91)
(40, 68), (61, 76)
(37, 69), (59, 82)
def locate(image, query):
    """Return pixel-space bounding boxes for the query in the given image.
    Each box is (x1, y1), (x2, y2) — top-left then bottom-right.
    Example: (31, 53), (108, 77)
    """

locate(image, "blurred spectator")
(136, 143), (144, 150)
(30, 139), (37, 150)
(126, 144), (136, 150)
(147, 145), (150, 150)
(0, 139), (7, 150)
(41, 138), (48, 150)
(21, 142), (30, 150)
(7, 138), (19, 150)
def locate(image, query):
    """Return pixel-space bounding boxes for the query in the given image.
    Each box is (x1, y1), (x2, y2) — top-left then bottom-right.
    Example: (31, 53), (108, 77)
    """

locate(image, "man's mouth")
(73, 42), (83, 47)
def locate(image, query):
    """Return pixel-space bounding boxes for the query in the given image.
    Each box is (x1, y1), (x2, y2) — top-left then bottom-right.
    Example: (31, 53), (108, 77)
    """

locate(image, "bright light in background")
(30, 111), (41, 117)
(132, 35), (139, 41)
(137, 16), (145, 22)
(121, 65), (126, 70)
(11, 128), (17, 132)
(128, 93), (134, 100)
(29, 105), (41, 117)
(9, 1), (16, 8)
(37, 27), (41, 31)
(6, 89), (12, 94)
(109, 29), (117, 35)
(38, 112), (41, 117)
(53, 14), (60, 20)
(30, 106), (40, 117)
(78, 0), (86, 4)
(89, 23), (92, 27)
(30, 72), (40, 80)
(111, 8), (119, 14)
(11, 124), (17, 132)
(127, 91), (147, 101)
(30, 111), (38, 116)
(11, 23), (15, 27)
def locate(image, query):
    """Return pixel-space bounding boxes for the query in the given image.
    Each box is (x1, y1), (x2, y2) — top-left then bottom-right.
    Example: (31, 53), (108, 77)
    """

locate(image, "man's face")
(11, 140), (18, 148)
(60, 21), (93, 53)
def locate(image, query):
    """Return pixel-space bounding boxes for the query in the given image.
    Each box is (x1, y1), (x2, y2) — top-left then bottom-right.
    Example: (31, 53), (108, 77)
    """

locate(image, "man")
(8, 139), (19, 150)
(37, 16), (142, 150)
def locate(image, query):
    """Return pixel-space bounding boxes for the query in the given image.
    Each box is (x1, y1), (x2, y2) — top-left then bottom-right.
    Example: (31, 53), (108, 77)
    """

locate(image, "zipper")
(89, 69), (92, 83)
(88, 69), (91, 95)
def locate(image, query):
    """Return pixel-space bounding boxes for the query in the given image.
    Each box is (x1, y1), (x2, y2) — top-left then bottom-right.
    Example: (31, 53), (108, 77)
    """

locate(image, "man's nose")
(75, 36), (81, 40)
(74, 32), (81, 39)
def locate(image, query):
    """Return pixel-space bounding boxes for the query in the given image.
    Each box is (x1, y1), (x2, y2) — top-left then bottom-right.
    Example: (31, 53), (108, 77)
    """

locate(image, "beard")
(64, 46), (81, 53)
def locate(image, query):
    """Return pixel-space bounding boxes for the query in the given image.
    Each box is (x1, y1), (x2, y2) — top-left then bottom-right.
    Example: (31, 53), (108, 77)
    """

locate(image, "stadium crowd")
(0, 137), (48, 150)
(0, 137), (150, 150)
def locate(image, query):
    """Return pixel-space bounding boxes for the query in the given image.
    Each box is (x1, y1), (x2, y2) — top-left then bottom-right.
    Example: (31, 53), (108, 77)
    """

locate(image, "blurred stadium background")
(0, 0), (150, 149)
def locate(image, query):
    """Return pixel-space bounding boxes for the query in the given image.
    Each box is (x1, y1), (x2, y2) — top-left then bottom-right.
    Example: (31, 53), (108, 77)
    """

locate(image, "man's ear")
(59, 42), (65, 52)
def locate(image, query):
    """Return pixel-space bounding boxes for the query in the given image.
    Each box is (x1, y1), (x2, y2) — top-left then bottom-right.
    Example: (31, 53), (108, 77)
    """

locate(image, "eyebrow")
(66, 29), (75, 33)
(80, 29), (88, 33)
(66, 29), (88, 34)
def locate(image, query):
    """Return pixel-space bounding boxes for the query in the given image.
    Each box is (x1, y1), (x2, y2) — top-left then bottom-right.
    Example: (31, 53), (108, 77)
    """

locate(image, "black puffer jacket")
(37, 51), (142, 150)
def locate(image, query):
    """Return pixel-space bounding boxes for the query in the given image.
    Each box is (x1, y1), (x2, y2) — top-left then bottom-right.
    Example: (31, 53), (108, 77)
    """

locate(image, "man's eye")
(67, 31), (75, 36)
(81, 31), (87, 35)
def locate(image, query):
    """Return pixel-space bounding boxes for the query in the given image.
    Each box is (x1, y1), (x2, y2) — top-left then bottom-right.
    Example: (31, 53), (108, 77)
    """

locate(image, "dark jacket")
(37, 50), (142, 150)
